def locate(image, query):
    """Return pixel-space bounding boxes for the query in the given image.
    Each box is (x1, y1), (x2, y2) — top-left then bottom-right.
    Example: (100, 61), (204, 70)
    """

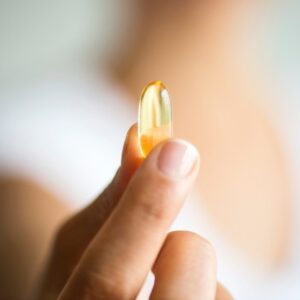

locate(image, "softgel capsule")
(138, 81), (173, 157)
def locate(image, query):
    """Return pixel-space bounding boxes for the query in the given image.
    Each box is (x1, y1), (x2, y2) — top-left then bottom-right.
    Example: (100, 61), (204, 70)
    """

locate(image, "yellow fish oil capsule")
(138, 81), (172, 157)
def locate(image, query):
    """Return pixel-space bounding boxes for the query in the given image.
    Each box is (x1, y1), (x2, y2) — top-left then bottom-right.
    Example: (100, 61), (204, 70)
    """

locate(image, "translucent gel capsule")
(138, 81), (172, 157)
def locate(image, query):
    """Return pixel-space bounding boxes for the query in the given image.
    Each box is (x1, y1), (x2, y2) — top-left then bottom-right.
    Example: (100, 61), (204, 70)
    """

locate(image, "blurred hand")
(37, 125), (232, 300)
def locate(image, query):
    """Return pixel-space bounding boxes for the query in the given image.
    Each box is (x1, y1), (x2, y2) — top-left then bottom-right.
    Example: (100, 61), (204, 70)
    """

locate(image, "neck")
(112, 1), (264, 119)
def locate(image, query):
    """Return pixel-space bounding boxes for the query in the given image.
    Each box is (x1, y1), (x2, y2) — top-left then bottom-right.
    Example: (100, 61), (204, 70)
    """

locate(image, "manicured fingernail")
(157, 140), (199, 178)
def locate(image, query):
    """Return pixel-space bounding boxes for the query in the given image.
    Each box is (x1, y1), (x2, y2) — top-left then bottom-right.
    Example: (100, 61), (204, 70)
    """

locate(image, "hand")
(37, 125), (233, 300)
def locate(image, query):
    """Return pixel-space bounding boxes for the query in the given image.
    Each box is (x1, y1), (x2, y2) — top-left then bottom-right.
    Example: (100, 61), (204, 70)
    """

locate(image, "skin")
(32, 125), (233, 300)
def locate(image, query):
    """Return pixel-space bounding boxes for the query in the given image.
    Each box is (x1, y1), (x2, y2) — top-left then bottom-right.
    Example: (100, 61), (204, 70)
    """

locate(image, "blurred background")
(0, 0), (132, 82)
(0, 0), (300, 299)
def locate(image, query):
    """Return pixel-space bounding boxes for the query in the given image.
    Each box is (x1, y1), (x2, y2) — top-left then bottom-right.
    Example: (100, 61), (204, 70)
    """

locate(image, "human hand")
(37, 125), (232, 300)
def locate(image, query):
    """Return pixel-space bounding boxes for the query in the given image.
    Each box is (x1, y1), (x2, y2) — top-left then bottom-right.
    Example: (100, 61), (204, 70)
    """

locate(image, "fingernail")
(157, 140), (199, 178)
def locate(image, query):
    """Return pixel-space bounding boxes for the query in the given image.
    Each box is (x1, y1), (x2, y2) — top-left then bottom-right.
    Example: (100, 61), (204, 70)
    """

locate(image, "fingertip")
(120, 124), (144, 183)
(120, 127), (200, 188)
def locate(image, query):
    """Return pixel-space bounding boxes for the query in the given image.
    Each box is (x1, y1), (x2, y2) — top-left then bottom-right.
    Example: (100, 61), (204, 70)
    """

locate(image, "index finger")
(59, 139), (200, 300)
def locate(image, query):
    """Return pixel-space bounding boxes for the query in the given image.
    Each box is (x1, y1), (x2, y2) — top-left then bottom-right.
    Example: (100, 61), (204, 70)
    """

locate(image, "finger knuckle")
(168, 231), (216, 261)
(130, 173), (178, 222)
(78, 270), (131, 300)
(136, 188), (174, 223)
(192, 234), (216, 260)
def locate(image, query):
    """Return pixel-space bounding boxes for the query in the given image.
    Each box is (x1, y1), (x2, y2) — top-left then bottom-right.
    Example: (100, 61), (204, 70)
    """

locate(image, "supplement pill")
(138, 81), (172, 157)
